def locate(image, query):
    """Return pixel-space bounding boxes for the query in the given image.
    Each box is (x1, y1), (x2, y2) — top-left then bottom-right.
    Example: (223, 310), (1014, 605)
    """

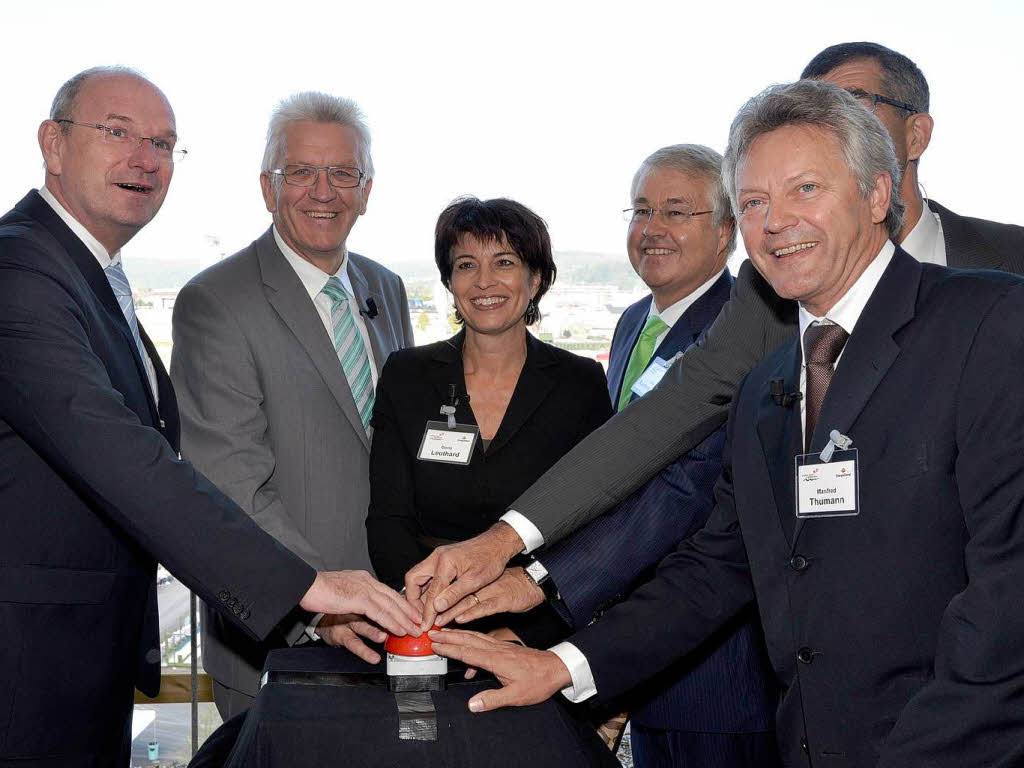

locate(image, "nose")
(128, 138), (161, 173)
(763, 200), (796, 234)
(308, 168), (338, 202)
(642, 210), (667, 237)
(474, 262), (496, 289)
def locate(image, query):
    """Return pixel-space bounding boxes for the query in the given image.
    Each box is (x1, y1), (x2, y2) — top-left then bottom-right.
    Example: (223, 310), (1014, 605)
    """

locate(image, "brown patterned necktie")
(804, 322), (849, 452)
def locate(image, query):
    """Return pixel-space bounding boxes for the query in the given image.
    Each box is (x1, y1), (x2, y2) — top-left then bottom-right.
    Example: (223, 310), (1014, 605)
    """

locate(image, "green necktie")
(617, 315), (669, 411)
(321, 277), (374, 433)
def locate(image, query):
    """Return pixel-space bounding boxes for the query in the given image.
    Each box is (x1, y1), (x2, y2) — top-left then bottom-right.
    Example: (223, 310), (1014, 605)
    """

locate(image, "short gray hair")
(50, 65), (151, 128)
(722, 79), (904, 238)
(631, 144), (737, 257)
(261, 92), (373, 183)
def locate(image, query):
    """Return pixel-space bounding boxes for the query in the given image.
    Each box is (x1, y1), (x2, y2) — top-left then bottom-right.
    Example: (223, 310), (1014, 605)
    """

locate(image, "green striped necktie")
(321, 277), (374, 432)
(617, 314), (669, 411)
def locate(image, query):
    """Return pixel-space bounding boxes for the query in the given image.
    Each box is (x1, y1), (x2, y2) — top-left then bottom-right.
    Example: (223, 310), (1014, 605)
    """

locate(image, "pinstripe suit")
(537, 272), (779, 766)
(509, 201), (1024, 545)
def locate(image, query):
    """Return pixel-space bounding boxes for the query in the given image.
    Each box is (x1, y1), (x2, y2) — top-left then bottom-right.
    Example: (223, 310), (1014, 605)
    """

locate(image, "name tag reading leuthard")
(794, 430), (859, 519)
(417, 421), (478, 465)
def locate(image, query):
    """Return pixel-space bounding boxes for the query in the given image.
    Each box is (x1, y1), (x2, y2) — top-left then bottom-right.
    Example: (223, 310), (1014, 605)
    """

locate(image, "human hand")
(300, 571), (420, 637)
(316, 614), (387, 664)
(405, 522), (525, 628)
(436, 567), (545, 626)
(428, 628), (570, 712)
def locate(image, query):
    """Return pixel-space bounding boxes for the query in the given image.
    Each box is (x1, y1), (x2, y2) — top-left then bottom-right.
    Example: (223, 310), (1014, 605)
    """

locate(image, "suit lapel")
(257, 229), (370, 451)
(17, 191), (161, 426)
(347, 255), (390, 375)
(929, 199), (1003, 271)
(488, 334), (557, 456)
(791, 248), (920, 547)
(425, 333), (471, 422)
(607, 298), (649, 404)
(756, 341), (803, 545)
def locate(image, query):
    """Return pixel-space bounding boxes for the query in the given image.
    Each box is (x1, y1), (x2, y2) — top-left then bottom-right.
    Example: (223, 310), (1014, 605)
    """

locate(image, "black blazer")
(0, 191), (314, 763)
(367, 330), (612, 587)
(571, 249), (1024, 767)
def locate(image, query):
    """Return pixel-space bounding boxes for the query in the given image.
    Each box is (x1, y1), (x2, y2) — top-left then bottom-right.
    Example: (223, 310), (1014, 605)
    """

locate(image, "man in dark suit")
(405, 41), (1024, 632)
(171, 91), (415, 719)
(0, 66), (417, 766)
(431, 79), (1024, 767)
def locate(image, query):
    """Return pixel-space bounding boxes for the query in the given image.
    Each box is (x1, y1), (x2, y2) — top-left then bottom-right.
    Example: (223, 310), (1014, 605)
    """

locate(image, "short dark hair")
(801, 42), (930, 113)
(434, 197), (556, 325)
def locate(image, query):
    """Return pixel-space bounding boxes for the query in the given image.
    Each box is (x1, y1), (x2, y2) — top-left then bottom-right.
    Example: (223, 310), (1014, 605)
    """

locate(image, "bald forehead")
(633, 165), (716, 202)
(75, 73), (176, 132)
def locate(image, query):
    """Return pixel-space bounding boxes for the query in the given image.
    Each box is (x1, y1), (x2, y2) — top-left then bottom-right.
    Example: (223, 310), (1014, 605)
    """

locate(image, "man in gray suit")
(406, 42), (1024, 630)
(171, 91), (414, 718)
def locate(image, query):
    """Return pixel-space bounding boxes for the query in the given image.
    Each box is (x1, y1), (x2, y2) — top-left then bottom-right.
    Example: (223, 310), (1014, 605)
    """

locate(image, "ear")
(529, 269), (542, 298)
(358, 177), (373, 215)
(716, 218), (736, 259)
(868, 170), (893, 227)
(260, 172), (277, 214)
(38, 120), (65, 175)
(905, 112), (933, 163)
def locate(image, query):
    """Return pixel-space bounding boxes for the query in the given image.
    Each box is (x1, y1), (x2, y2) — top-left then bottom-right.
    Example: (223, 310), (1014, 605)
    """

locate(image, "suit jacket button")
(228, 597), (237, 608)
(219, 590), (230, 602)
(790, 555), (809, 571)
(232, 604), (243, 616)
(801, 738), (809, 754)
(240, 609), (251, 620)
(797, 647), (814, 664)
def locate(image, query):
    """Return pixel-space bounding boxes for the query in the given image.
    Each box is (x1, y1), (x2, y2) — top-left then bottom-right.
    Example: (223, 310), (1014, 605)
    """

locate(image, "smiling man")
(0, 68), (419, 766)
(429, 80), (1024, 767)
(171, 91), (414, 719)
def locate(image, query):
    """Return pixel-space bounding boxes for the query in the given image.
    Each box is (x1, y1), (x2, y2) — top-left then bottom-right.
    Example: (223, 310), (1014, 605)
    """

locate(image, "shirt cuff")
(549, 641), (597, 703)
(500, 510), (544, 553)
(304, 613), (325, 643)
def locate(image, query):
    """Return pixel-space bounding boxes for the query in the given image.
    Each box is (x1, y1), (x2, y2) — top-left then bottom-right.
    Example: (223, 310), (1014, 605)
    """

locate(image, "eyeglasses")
(268, 164), (366, 189)
(846, 88), (922, 115)
(54, 119), (187, 163)
(622, 206), (713, 225)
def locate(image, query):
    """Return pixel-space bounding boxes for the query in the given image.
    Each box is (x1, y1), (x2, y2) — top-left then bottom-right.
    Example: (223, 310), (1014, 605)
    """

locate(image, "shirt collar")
(273, 226), (352, 299)
(647, 268), (726, 328)
(900, 201), (945, 266)
(798, 240), (895, 349)
(38, 186), (121, 269)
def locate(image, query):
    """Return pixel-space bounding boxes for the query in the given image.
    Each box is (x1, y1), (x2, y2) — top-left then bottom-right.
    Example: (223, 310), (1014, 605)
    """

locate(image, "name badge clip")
(819, 430), (853, 463)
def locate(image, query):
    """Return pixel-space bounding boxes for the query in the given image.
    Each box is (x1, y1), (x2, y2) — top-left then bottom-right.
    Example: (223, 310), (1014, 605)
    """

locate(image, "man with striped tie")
(171, 91), (415, 719)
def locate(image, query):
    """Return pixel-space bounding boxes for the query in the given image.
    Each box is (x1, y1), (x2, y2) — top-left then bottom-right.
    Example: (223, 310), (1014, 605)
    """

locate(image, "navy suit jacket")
(540, 271), (776, 733)
(0, 191), (314, 764)
(569, 248), (1024, 767)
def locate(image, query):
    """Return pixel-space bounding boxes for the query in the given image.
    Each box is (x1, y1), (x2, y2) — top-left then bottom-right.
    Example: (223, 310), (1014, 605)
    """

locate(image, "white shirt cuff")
(500, 510), (544, 553)
(304, 613), (325, 643)
(549, 641), (597, 703)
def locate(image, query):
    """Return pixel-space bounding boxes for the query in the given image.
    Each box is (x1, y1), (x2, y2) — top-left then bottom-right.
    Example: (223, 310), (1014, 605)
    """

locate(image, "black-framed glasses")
(622, 206), (713, 225)
(268, 164), (366, 189)
(54, 119), (187, 162)
(846, 88), (922, 115)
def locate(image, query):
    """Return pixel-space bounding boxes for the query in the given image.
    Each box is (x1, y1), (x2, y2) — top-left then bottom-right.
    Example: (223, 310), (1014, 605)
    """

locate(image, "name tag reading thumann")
(794, 431), (859, 519)
(417, 421), (479, 465)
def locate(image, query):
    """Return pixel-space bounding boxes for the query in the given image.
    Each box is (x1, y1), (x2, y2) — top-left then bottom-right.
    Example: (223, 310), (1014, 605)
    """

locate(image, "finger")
(347, 620), (388, 644)
(404, 553), (438, 602)
(341, 632), (382, 665)
(421, 557), (458, 628)
(432, 576), (483, 619)
(429, 637), (502, 671)
(435, 593), (481, 627)
(468, 683), (534, 713)
(463, 667), (478, 680)
(451, 595), (503, 625)
(371, 582), (423, 628)
(362, 592), (419, 637)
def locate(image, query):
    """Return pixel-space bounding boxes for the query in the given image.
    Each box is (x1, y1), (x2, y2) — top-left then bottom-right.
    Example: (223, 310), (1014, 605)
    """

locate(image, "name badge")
(417, 420), (479, 465)
(794, 446), (859, 518)
(631, 355), (677, 398)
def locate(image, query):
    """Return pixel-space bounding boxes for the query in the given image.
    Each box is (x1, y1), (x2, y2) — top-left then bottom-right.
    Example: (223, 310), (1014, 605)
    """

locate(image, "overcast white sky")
(4, 0), (1021, 275)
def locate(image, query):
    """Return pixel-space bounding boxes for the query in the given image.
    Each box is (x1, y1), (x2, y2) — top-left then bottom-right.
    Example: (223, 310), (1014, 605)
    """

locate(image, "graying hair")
(50, 65), (151, 130)
(631, 144), (737, 257)
(261, 92), (373, 185)
(722, 80), (904, 238)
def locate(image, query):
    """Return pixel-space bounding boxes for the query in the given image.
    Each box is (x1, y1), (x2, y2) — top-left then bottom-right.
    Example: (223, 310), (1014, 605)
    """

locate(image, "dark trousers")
(630, 725), (780, 768)
(212, 680), (256, 722)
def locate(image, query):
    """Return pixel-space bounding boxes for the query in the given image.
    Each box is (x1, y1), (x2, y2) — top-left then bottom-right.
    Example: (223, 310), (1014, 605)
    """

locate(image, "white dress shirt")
(273, 227), (378, 388)
(900, 202), (945, 266)
(555, 241), (896, 704)
(38, 186), (159, 404)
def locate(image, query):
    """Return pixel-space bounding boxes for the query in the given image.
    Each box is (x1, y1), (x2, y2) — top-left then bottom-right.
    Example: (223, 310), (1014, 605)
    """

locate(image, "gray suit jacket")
(171, 227), (414, 695)
(515, 200), (1024, 544)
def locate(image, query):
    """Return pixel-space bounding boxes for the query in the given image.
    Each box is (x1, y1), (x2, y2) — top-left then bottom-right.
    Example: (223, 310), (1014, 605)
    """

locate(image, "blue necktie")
(104, 261), (147, 364)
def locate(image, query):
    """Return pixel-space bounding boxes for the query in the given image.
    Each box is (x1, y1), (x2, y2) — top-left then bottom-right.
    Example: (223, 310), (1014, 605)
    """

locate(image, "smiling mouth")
(773, 242), (818, 257)
(115, 183), (153, 194)
(470, 296), (507, 307)
(304, 211), (337, 219)
(643, 248), (677, 256)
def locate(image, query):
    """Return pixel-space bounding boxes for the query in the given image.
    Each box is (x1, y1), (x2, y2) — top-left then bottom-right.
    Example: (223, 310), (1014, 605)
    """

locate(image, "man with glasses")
(171, 91), (414, 719)
(0, 67), (419, 765)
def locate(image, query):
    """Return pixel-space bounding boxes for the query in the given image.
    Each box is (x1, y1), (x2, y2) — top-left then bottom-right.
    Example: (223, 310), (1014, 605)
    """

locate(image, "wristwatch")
(523, 557), (560, 602)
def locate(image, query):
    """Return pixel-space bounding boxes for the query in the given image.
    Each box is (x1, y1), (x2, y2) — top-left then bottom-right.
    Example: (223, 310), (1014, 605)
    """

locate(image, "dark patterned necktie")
(804, 322), (849, 452)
